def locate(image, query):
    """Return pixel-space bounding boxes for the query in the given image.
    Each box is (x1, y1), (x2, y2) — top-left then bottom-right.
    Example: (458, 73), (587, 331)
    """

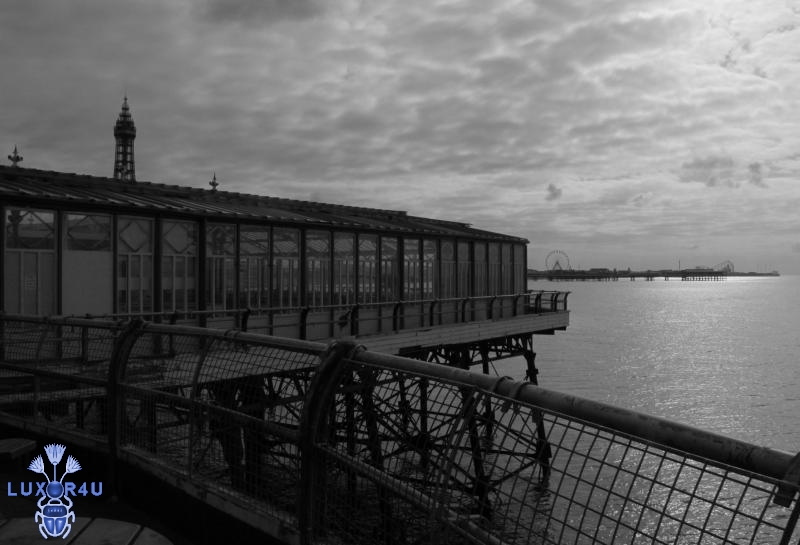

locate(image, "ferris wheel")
(545, 250), (571, 271)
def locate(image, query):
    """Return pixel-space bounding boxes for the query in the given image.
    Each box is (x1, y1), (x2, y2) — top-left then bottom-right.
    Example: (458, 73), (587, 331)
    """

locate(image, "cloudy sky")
(3, 1), (800, 273)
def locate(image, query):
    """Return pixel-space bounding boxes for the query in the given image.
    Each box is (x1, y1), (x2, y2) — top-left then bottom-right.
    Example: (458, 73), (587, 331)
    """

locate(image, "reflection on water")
(506, 276), (800, 452)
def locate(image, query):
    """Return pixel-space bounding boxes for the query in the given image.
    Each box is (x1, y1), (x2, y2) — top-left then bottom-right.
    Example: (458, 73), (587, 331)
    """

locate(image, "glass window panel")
(4, 251), (20, 313)
(403, 238), (421, 301)
(22, 252), (38, 315)
(142, 255), (153, 311)
(240, 225), (269, 256)
(5, 208), (55, 250)
(334, 233), (355, 306)
(206, 223), (236, 313)
(117, 217), (154, 314)
(239, 225), (270, 310)
(273, 228), (300, 308)
(358, 235), (378, 304)
(514, 244), (525, 293)
(162, 220), (198, 313)
(473, 242), (487, 297)
(65, 213), (111, 251)
(380, 237), (398, 302)
(488, 243), (501, 295)
(502, 243), (513, 294)
(306, 230), (331, 307)
(162, 220), (197, 255)
(207, 223), (235, 257)
(423, 239), (437, 299)
(441, 240), (455, 299)
(457, 241), (471, 297)
(118, 217), (153, 253)
(114, 219), (144, 312)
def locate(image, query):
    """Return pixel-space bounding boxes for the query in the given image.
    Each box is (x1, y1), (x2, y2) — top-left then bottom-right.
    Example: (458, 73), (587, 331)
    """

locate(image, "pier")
(1, 314), (799, 544)
(528, 268), (779, 282)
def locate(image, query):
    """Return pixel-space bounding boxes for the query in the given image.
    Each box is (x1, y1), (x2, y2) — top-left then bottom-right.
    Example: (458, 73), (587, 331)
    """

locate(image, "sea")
(494, 275), (800, 455)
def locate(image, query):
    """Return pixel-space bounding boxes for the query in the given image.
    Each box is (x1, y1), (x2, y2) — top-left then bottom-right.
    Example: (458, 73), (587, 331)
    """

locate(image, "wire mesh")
(0, 317), (118, 438)
(117, 325), (322, 525)
(308, 357), (800, 545)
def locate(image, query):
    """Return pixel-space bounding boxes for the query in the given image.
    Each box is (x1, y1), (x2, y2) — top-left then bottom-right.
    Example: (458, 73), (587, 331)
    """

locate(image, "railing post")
(106, 319), (145, 498)
(298, 341), (357, 545)
(241, 308), (251, 332)
(429, 300), (438, 327)
(392, 302), (402, 332)
(300, 307), (310, 340)
(534, 291), (543, 313)
(349, 304), (359, 336)
(80, 322), (89, 364)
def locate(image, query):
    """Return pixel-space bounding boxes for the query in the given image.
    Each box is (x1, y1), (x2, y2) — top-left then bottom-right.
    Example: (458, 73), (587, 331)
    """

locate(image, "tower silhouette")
(113, 96), (136, 182)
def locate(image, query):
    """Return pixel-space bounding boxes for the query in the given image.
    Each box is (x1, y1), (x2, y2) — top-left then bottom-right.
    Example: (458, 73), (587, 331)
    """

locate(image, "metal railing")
(51, 290), (569, 341)
(0, 314), (797, 545)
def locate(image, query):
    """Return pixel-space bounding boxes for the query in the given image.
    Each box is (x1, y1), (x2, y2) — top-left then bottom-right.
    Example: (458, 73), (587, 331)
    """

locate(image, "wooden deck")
(0, 517), (172, 545)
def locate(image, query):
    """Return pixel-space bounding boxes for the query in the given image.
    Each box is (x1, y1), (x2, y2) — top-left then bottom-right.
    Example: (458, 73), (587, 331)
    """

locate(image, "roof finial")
(7, 145), (23, 167)
(209, 172), (219, 191)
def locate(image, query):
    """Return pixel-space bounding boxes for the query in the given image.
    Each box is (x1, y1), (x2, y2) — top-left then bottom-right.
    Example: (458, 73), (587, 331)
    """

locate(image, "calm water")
(495, 276), (800, 453)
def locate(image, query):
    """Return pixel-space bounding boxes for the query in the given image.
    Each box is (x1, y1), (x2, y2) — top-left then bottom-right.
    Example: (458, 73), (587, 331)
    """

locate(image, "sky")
(3, 1), (800, 273)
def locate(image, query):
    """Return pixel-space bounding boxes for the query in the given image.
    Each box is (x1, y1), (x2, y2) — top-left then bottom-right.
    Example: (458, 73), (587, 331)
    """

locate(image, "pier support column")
(522, 343), (552, 486)
(523, 346), (538, 385)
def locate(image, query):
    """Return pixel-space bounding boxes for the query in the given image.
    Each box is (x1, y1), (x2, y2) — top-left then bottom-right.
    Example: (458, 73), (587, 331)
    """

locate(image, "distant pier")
(528, 268), (780, 282)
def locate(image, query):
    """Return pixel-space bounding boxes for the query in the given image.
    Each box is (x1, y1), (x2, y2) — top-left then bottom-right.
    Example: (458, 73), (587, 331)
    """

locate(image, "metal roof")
(0, 166), (527, 243)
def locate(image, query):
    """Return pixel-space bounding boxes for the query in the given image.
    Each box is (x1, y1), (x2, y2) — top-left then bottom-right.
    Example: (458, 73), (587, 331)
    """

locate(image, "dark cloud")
(548, 11), (695, 69)
(679, 156), (738, 188)
(3, 1), (800, 272)
(747, 162), (768, 188)
(546, 184), (563, 201)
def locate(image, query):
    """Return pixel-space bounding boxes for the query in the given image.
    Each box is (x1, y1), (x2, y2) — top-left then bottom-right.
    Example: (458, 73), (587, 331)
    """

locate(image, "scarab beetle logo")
(27, 444), (81, 539)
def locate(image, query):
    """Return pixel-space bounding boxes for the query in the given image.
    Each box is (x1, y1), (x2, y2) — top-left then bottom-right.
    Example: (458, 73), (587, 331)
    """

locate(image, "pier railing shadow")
(1, 313), (798, 545)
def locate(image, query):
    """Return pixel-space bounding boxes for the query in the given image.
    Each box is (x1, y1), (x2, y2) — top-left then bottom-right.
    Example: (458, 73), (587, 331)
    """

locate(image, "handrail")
(47, 291), (569, 340)
(1, 314), (794, 545)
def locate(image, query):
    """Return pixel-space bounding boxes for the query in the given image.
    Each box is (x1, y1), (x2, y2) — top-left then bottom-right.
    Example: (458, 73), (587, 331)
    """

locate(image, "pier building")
(1, 99), (568, 372)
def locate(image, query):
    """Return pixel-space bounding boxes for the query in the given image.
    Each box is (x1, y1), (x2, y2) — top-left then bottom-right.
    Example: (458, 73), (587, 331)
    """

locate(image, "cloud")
(546, 183), (563, 201)
(747, 162), (768, 187)
(679, 155), (739, 188)
(199, 0), (324, 25)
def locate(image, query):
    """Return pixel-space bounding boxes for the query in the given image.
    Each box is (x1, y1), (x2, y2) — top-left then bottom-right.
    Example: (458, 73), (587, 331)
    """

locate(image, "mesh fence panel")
(117, 325), (321, 526)
(307, 357), (800, 545)
(0, 317), (119, 438)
